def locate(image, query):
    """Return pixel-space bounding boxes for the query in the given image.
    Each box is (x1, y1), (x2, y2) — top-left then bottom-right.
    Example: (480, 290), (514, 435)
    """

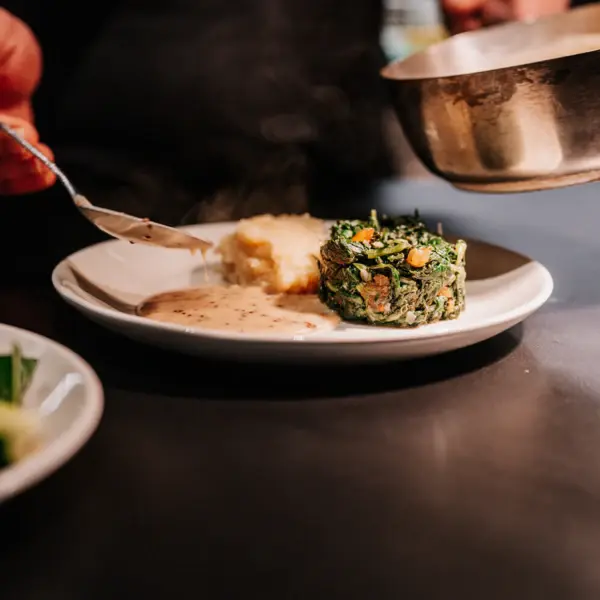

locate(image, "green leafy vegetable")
(0, 345), (40, 468)
(318, 210), (467, 327)
(0, 344), (38, 405)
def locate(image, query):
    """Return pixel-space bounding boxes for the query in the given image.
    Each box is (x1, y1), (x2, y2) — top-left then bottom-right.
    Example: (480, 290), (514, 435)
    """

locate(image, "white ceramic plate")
(52, 222), (553, 363)
(0, 324), (103, 501)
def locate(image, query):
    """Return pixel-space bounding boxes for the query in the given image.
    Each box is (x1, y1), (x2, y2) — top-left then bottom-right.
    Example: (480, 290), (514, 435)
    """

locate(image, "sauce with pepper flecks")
(137, 285), (339, 335)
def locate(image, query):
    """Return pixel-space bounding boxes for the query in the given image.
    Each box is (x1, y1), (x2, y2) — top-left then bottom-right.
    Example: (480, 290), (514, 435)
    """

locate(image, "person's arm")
(0, 8), (55, 195)
(442, 0), (570, 33)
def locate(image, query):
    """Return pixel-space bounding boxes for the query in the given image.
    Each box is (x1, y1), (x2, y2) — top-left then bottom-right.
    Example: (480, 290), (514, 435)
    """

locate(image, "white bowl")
(0, 324), (103, 501)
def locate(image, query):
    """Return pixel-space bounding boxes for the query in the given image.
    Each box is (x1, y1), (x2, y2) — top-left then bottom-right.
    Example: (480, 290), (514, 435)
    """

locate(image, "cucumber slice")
(0, 403), (42, 465)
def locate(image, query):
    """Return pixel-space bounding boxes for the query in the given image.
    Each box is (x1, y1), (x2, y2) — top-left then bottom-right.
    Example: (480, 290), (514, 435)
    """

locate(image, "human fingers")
(441, 0), (486, 33)
(442, 0), (569, 33)
(0, 142), (56, 195)
(0, 115), (40, 160)
(510, 0), (570, 20)
(0, 8), (42, 114)
(441, 0), (486, 15)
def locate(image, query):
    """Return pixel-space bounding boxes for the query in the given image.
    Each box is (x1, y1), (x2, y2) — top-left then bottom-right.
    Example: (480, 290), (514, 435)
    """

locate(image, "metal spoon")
(0, 123), (213, 253)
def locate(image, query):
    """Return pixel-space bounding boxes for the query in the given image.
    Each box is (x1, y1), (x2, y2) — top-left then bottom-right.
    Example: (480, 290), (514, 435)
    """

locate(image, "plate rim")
(0, 323), (104, 501)
(51, 222), (555, 346)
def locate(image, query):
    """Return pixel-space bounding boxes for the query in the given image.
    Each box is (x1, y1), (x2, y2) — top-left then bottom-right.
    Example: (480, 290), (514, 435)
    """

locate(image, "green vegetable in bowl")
(318, 210), (467, 327)
(0, 403), (42, 467)
(0, 344), (38, 405)
(0, 344), (40, 468)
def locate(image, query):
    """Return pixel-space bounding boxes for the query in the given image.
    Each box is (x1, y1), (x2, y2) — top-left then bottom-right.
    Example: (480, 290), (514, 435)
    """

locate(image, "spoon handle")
(0, 122), (78, 199)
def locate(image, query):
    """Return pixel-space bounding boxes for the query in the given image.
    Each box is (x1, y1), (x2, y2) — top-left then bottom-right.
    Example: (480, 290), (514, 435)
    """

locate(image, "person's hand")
(0, 8), (55, 195)
(442, 0), (570, 34)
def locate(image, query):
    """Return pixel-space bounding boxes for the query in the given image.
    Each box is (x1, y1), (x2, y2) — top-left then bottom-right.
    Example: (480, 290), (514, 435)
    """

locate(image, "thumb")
(0, 9), (42, 116)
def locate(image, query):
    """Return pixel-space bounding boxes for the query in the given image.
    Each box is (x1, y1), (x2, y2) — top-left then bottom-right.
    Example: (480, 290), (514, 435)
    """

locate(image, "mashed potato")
(217, 214), (326, 294)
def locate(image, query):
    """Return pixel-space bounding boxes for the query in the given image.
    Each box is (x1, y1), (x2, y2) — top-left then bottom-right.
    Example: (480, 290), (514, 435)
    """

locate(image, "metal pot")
(382, 4), (600, 193)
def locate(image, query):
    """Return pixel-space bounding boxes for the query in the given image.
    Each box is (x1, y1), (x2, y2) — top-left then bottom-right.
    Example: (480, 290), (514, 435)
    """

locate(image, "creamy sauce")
(137, 285), (340, 335)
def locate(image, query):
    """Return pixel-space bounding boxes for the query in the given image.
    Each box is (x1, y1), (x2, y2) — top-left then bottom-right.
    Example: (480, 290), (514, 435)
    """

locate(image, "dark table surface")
(2, 179), (600, 600)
